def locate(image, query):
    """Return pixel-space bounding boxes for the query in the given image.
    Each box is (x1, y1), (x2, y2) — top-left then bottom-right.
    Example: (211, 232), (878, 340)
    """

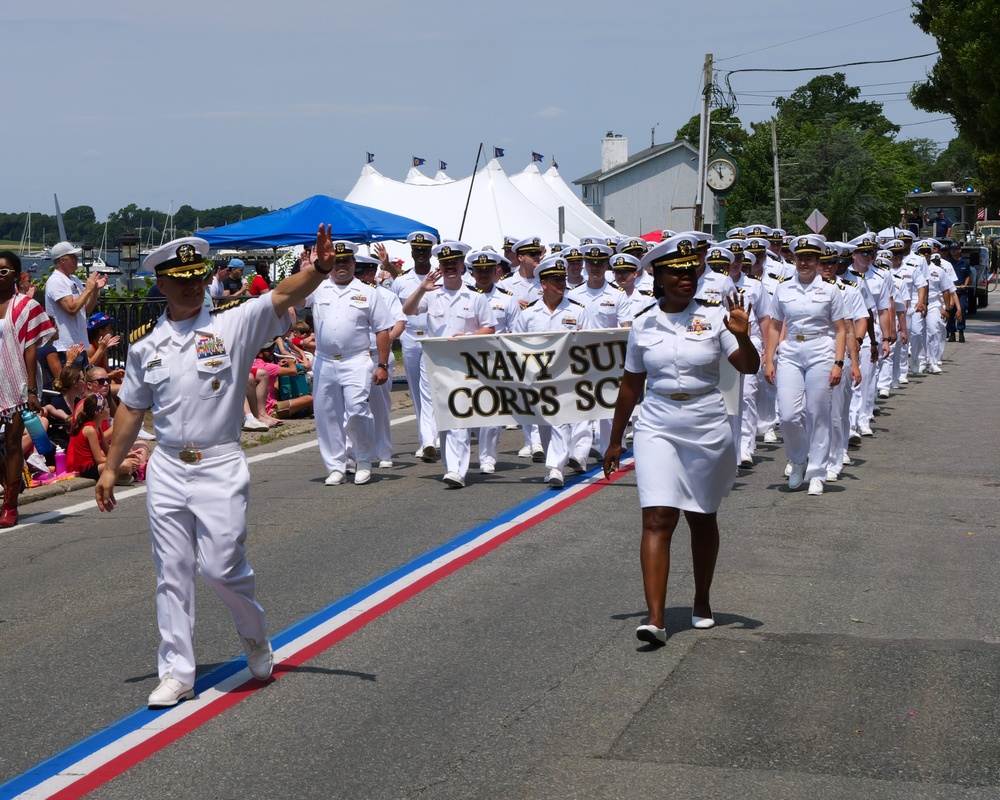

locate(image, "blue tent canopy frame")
(199, 195), (438, 249)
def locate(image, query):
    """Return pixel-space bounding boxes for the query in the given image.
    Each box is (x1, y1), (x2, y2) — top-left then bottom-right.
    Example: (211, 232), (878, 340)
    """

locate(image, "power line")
(716, 7), (912, 63)
(898, 117), (953, 127)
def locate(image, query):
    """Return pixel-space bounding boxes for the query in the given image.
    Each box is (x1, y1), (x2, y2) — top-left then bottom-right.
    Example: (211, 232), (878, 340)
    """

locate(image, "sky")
(0, 1), (953, 222)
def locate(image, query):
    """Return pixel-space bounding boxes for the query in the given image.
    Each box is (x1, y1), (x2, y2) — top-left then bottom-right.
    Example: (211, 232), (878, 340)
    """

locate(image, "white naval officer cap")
(789, 234), (826, 255)
(330, 240), (358, 258)
(725, 227), (744, 240)
(705, 246), (736, 267)
(354, 253), (380, 268)
(581, 243), (614, 261)
(609, 253), (641, 272)
(742, 224), (773, 239)
(407, 231), (438, 248)
(144, 236), (212, 278)
(512, 237), (544, 255)
(616, 237), (648, 257)
(847, 234), (878, 253)
(433, 241), (471, 263)
(466, 250), (504, 270)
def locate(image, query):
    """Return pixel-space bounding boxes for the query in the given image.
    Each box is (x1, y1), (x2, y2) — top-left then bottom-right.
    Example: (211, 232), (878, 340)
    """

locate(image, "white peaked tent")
(541, 166), (620, 237)
(433, 170), (453, 183)
(511, 163), (619, 239)
(344, 159), (620, 263)
(404, 167), (439, 186)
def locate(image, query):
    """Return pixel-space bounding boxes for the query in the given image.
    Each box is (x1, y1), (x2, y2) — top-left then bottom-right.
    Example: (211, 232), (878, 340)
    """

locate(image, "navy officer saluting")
(95, 228), (340, 708)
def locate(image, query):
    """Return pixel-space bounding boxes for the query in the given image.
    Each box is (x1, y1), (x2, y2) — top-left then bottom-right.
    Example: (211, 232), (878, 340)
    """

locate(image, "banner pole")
(458, 143), (484, 240)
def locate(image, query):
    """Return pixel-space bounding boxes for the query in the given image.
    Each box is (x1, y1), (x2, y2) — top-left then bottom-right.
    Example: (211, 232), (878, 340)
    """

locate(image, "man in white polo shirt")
(44, 241), (106, 366)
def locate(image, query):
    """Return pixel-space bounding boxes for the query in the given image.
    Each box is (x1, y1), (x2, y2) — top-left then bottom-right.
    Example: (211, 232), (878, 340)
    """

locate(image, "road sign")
(805, 209), (828, 234)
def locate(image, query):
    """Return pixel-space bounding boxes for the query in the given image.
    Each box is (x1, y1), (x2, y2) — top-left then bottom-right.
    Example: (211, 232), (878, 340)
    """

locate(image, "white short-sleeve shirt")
(569, 281), (633, 328)
(305, 277), (392, 357)
(769, 275), (848, 336)
(44, 270), (87, 350)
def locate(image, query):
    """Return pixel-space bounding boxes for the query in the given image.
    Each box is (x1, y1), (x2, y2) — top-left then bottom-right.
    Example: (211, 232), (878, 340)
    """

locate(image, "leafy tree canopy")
(775, 72), (900, 139)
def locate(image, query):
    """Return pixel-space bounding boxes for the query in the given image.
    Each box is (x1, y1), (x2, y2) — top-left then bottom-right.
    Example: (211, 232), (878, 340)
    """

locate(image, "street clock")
(706, 151), (738, 194)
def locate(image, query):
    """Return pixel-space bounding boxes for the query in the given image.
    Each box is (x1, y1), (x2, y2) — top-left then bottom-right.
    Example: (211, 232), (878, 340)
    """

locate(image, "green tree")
(675, 108), (750, 159)
(910, 0), (1000, 202)
(775, 73), (900, 139)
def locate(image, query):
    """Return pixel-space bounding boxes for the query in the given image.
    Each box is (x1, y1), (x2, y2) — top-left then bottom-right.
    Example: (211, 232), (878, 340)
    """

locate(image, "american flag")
(978, 207), (987, 221)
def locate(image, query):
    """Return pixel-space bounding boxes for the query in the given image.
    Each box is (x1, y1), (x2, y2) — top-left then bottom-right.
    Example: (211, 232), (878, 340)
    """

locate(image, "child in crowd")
(67, 393), (140, 483)
(250, 343), (313, 423)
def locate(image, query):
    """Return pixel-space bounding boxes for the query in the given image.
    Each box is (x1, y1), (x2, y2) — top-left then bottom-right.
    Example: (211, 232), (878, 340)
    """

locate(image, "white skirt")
(632, 390), (736, 513)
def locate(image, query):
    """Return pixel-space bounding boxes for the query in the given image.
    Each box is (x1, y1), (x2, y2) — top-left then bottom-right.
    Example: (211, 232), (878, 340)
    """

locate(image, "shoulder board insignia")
(128, 321), (155, 345)
(746, 273), (762, 281)
(696, 298), (722, 306)
(569, 298), (586, 307)
(360, 279), (377, 287)
(211, 300), (243, 315)
(472, 286), (485, 293)
(634, 301), (658, 318)
(837, 283), (846, 290)
(500, 272), (513, 280)
(524, 299), (539, 308)
(842, 279), (857, 287)
(400, 268), (412, 275)
(495, 285), (512, 295)
(609, 281), (624, 291)
(767, 272), (781, 280)
(638, 289), (654, 296)
(823, 277), (836, 284)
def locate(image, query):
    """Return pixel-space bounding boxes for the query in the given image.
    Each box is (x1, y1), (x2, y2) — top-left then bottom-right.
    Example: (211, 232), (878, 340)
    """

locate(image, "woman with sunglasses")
(603, 235), (760, 646)
(0, 250), (55, 526)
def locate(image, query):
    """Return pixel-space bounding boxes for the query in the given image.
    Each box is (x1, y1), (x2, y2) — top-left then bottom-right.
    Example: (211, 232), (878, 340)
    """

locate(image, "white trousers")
(741, 364), (760, 457)
(909, 309), (927, 370)
(926, 304), (946, 365)
(539, 423), (572, 472)
(147, 446), (265, 687)
(441, 428), (471, 478)
(402, 341), (438, 448)
(757, 373), (778, 434)
(775, 338), (834, 481)
(478, 425), (500, 467)
(850, 341), (876, 430)
(827, 356), (854, 475)
(314, 353), (374, 473)
(370, 351), (394, 462)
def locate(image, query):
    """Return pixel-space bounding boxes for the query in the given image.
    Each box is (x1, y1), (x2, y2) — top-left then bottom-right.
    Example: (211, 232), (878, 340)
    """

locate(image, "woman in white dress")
(603, 235), (760, 646)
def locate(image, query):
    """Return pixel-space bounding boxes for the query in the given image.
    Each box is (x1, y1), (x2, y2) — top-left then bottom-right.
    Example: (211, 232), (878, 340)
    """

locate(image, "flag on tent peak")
(493, 146), (505, 158)
(413, 157), (426, 167)
(551, 156), (558, 168)
(532, 152), (544, 163)
(366, 152), (375, 164)
(439, 160), (447, 171)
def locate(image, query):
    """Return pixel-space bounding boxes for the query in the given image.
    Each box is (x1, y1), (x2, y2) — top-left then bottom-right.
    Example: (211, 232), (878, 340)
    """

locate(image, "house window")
(582, 185), (588, 199)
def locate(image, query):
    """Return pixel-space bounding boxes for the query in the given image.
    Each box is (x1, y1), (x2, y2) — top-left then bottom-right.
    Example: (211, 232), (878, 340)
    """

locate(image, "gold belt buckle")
(416, 330), (425, 336)
(795, 334), (806, 341)
(669, 393), (690, 401)
(332, 354), (342, 361)
(178, 449), (201, 464)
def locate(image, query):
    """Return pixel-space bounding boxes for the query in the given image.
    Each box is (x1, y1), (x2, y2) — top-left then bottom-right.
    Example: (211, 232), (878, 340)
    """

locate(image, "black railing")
(94, 298), (167, 366)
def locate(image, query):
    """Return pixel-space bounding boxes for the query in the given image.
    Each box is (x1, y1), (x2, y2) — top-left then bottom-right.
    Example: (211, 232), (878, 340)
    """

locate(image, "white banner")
(420, 330), (630, 429)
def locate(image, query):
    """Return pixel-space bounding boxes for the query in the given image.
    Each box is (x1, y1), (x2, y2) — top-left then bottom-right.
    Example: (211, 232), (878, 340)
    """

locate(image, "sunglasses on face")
(0, 268), (17, 277)
(89, 377), (110, 385)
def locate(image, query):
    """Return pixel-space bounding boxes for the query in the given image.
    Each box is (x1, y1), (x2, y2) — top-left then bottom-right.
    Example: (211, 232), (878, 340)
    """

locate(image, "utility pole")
(771, 119), (782, 229)
(694, 53), (713, 232)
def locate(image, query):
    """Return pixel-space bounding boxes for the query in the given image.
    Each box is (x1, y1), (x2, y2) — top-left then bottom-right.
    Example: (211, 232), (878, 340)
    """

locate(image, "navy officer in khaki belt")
(96, 226), (340, 708)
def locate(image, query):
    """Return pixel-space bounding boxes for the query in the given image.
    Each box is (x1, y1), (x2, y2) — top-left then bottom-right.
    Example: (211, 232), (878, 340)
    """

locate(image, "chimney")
(601, 132), (628, 173)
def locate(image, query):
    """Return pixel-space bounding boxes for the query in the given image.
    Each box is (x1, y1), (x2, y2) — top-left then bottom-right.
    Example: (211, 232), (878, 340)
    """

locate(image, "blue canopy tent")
(199, 195), (438, 249)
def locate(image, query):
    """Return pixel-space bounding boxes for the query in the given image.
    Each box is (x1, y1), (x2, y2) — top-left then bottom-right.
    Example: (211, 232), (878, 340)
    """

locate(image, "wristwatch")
(377, 363), (389, 370)
(26, 388), (37, 395)
(833, 360), (844, 367)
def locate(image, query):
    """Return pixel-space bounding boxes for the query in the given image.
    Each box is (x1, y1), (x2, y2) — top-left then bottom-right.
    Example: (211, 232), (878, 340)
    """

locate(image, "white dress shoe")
(928, 364), (943, 374)
(148, 674), (194, 708)
(877, 388), (890, 399)
(848, 429), (862, 444)
(787, 464), (805, 490)
(899, 376), (909, 385)
(354, 462), (372, 485)
(242, 637), (274, 680)
(763, 429), (778, 443)
(479, 462), (495, 474)
(345, 459), (357, 474)
(324, 470), (345, 486)
(843, 453), (853, 465)
(784, 461), (794, 477)
(567, 456), (583, 473)
(531, 445), (545, 463)
(442, 471), (465, 488)
(546, 468), (564, 488)
(636, 624), (667, 644)
(740, 452), (754, 467)
(825, 469), (839, 482)
(859, 424), (874, 436)
(691, 614), (715, 629)
(421, 444), (437, 461)
(517, 445), (532, 458)
(378, 460), (393, 468)
(807, 477), (824, 496)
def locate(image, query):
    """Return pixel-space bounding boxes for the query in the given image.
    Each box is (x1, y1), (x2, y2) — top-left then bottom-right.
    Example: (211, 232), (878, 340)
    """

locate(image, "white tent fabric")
(511, 163), (618, 239)
(345, 160), (620, 263)
(433, 170), (454, 183)
(541, 166), (620, 237)
(404, 167), (439, 186)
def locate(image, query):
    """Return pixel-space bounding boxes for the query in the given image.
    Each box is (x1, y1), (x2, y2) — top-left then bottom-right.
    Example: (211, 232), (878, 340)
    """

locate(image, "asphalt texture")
(1, 304), (999, 799)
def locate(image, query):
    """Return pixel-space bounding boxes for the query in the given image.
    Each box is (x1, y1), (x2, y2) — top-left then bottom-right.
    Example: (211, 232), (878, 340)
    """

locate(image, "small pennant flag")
(978, 207), (986, 221)
(551, 156), (558, 168)
(413, 157), (426, 167)
(366, 152), (375, 164)
(532, 152), (544, 163)
(493, 146), (505, 158)
(439, 160), (447, 171)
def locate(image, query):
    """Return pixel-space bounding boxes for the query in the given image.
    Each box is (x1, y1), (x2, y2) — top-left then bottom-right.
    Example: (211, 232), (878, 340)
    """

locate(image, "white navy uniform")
(769, 275), (847, 482)
(568, 280), (633, 459)
(925, 258), (955, 368)
(512, 296), (593, 473)
(305, 277), (393, 475)
(732, 273), (768, 460)
(349, 281), (405, 465)
(626, 300), (740, 512)
(827, 277), (867, 476)
(392, 270), (438, 450)
(413, 284), (496, 480)
(119, 297), (291, 688)
(477, 284), (521, 470)
(846, 268), (880, 433)
(501, 272), (542, 305)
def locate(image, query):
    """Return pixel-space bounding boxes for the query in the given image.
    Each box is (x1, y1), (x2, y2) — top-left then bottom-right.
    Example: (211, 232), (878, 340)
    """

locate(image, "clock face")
(707, 159), (736, 192)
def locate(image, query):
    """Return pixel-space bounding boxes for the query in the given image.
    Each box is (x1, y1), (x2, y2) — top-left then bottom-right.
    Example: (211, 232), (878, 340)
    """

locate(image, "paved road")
(2, 305), (999, 799)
